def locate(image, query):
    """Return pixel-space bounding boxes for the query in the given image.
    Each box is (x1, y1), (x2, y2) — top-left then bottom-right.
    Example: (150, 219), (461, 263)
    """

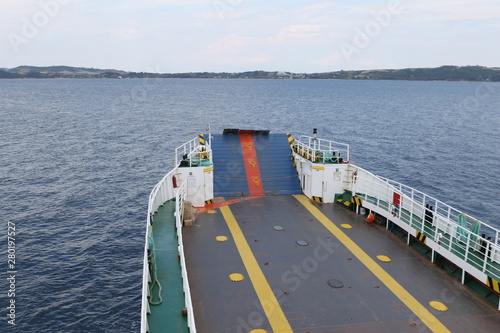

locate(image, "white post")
(464, 231), (471, 263)
(409, 189), (414, 228)
(482, 242), (490, 272)
(448, 224), (453, 252)
(208, 123), (211, 146)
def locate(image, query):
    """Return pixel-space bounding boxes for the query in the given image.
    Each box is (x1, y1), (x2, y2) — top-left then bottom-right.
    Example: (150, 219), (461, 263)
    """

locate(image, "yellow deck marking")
(376, 255), (392, 263)
(429, 301), (448, 312)
(220, 205), (293, 333)
(215, 235), (228, 242)
(229, 273), (245, 282)
(294, 195), (451, 333)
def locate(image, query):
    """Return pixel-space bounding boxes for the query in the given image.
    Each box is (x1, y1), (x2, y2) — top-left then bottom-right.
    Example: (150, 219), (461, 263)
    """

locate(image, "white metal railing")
(174, 181), (197, 333)
(141, 168), (197, 332)
(141, 167), (178, 333)
(294, 135), (350, 163)
(148, 169), (177, 217)
(352, 165), (500, 281)
(175, 137), (212, 168)
(140, 222), (151, 333)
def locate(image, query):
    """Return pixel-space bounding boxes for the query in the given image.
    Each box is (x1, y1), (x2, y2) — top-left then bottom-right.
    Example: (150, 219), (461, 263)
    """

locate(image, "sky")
(1, 0), (499, 73)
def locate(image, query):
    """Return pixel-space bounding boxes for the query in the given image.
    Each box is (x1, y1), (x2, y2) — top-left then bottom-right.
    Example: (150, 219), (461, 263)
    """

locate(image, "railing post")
(409, 189), (414, 227)
(464, 231), (471, 263)
(434, 223), (439, 246)
(482, 241), (490, 272)
(448, 224), (453, 252)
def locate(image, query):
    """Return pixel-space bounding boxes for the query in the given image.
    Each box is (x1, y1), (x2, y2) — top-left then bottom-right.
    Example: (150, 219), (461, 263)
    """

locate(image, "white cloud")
(113, 28), (143, 40)
(207, 34), (253, 54)
(274, 24), (326, 42)
(311, 52), (344, 66)
(283, 25), (324, 33)
(203, 23), (330, 67)
(402, 0), (500, 21)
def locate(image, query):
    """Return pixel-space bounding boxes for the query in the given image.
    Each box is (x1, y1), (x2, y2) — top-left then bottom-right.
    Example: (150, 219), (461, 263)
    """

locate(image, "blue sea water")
(1, 78), (499, 332)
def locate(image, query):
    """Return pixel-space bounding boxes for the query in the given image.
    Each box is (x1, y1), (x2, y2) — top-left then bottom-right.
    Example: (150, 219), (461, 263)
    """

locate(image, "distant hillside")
(1, 65), (499, 81)
(308, 66), (500, 81)
(4, 66), (127, 79)
(0, 69), (20, 79)
(9, 65), (105, 74)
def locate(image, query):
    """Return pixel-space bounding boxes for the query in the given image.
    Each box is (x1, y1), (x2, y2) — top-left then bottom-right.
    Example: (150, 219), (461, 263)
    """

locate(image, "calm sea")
(1, 78), (499, 332)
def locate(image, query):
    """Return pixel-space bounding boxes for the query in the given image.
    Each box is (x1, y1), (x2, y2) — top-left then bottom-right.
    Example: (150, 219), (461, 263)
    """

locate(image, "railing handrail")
(294, 135), (350, 163)
(141, 167), (179, 333)
(174, 180), (197, 333)
(140, 223), (151, 332)
(371, 172), (500, 240)
(352, 164), (499, 280)
(175, 137), (212, 167)
(141, 166), (197, 332)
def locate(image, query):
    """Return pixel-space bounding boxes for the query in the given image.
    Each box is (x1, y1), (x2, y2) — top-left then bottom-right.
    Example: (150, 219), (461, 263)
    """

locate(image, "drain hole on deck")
(296, 240), (309, 246)
(327, 279), (344, 288)
(273, 225), (284, 231)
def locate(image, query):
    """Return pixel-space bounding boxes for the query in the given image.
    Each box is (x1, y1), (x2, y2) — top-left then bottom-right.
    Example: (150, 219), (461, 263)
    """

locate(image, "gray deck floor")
(183, 195), (500, 333)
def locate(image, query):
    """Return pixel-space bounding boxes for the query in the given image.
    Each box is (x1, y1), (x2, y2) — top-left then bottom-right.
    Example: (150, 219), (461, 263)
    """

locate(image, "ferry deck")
(142, 130), (500, 333)
(179, 194), (500, 332)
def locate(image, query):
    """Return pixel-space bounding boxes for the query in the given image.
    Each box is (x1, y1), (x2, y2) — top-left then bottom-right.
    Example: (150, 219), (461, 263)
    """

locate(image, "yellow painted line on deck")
(220, 205), (293, 333)
(294, 195), (451, 333)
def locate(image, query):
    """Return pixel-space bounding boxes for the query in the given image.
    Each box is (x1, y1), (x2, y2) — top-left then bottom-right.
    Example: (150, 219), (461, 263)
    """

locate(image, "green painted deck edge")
(148, 200), (189, 333)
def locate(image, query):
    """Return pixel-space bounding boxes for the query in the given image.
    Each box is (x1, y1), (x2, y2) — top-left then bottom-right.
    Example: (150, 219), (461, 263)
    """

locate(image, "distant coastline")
(1, 65), (499, 82)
